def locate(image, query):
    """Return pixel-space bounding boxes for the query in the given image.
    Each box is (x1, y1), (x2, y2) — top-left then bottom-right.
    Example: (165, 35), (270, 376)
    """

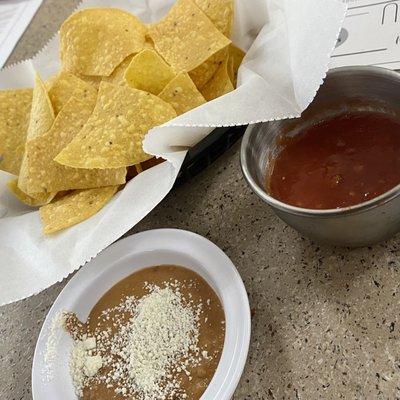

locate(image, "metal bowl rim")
(240, 65), (400, 218)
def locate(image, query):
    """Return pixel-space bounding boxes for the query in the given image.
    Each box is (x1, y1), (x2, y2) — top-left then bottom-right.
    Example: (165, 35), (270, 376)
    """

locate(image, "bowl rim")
(240, 65), (400, 218)
(32, 228), (251, 400)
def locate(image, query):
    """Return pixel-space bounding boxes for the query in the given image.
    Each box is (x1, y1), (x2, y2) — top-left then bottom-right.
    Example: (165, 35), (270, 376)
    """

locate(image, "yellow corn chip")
(189, 47), (228, 89)
(0, 89), (32, 175)
(55, 82), (176, 169)
(194, 0), (234, 37)
(124, 49), (175, 95)
(148, 0), (230, 72)
(144, 37), (155, 49)
(26, 73), (55, 141)
(48, 71), (98, 114)
(7, 179), (56, 207)
(76, 73), (103, 89)
(26, 96), (126, 193)
(227, 44), (245, 87)
(45, 75), (58, 92)
(102, 55), (134, 86)
(60, 8), (146, 76)
(18, 73), (55, 193)
(40, 186), (118, 234)
(159, 72), (206, 115)
(201, 57), (234, 101)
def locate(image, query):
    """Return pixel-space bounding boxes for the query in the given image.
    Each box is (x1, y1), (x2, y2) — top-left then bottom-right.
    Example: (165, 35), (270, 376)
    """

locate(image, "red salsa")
(268, 112), (400, 209)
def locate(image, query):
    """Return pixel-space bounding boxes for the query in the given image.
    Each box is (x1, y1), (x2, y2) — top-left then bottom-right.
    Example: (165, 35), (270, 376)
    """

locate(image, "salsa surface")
(268, 112), (400, 209)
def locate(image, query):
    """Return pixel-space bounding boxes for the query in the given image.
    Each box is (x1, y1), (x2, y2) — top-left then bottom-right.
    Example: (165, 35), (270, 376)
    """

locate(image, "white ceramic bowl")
(32, 229), (251, 400)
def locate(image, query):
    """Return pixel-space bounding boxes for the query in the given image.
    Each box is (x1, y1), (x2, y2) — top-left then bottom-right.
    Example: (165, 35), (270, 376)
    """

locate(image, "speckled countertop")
(2, 2), (400, 399)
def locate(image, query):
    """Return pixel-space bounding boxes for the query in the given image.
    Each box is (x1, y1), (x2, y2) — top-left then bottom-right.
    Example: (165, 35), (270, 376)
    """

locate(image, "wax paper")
(0, 0), (347, 305)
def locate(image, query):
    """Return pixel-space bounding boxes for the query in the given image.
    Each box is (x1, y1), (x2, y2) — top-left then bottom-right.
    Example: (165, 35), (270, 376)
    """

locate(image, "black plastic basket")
(175, 125), (247, 186)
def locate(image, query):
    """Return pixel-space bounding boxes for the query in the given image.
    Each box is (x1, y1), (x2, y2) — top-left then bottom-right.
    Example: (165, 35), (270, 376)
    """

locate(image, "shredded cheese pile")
(66, 281), (205, 399)
(43, 310), (67, 381)
(127, 285), (202, 398)
(70, 336), (104, 395)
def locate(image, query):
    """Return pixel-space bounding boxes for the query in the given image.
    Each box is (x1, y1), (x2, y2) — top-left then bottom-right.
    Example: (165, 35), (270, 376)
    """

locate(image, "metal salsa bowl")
(241, 66), (400, 247)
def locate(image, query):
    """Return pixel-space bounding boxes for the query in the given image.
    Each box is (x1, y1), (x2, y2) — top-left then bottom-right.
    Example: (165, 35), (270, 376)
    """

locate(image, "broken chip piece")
(159, 72), (206, 115)
(102, 55), (134, 87)
(201, 56), (234, 101)
(195, 0), (234, 37)
(40, 186), (118, 234)
(7, 179), (57, 207)
(227, 44), (245, 87)
(60, 8), (146, 76)
(0, 88), (32, 175)
(54, 82), (176, 169)
(26, 96), (126, 193)
(189, 47), (228, 90)
(18, 73), (55, 194)
(48, 70), (98, 114)
(124, 49), (175, 95)
(148, 0), (231, 72)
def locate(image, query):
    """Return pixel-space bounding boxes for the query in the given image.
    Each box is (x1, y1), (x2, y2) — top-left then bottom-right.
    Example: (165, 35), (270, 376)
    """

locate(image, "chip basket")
(175, 125), (247, 186)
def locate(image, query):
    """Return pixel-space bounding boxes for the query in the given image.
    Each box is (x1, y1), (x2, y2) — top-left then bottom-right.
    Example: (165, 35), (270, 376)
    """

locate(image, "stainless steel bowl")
(241, 66), (400, 247)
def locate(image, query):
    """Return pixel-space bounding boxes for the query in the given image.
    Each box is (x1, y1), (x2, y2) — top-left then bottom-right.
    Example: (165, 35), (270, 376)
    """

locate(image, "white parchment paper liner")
(0, 0), (347, 305)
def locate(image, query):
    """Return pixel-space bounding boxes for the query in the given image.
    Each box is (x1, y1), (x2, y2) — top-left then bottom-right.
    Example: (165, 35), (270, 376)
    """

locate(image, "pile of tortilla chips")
(0, 0), (245, 234)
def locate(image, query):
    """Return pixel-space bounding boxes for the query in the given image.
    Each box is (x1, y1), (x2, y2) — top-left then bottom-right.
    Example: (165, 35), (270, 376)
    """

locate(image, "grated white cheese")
(43, 310), (67, 381)
(70, 336), (103, 396)
(66, 281), (205, 399)
(83, 336), (96, 350)
(84, 354), (103, 377)
(70, 338), (87, 395)
(126, 285), (200, 399)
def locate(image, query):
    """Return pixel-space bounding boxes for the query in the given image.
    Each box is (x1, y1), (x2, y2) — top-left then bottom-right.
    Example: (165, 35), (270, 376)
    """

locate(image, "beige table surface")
(2, 1), (400, 399)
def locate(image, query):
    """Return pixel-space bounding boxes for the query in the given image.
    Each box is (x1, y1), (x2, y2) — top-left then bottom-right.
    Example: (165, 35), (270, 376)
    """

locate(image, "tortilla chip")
(48, 71), (98, 114)
(54, 82), (176, 169)
(60, 8), (146, 76)
(148, 0), (230, 72)
(159, 72), (206, 115)
(124, 49), (175, 95)
(18, 73), (55, 193)
(7, 179), (56, 207)
(26, 73), (55, 141)
(189, 47), (228, 89)
(25, 96), (126, 193)
(102, 55), (134, 86)
(76, 73), (103, 89)
(45, 75), (58, 89)
(194, 0), (234, 37)
(40, 186), (118, 234)
(0, 89), (32, 175)
(227, 44), (245, 87)
(144, 37), (155, 49)
(201, 57), (234, 101)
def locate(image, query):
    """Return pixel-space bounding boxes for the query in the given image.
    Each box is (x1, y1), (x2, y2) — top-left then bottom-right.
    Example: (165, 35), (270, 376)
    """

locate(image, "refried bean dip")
(63, 265), (225, 399)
